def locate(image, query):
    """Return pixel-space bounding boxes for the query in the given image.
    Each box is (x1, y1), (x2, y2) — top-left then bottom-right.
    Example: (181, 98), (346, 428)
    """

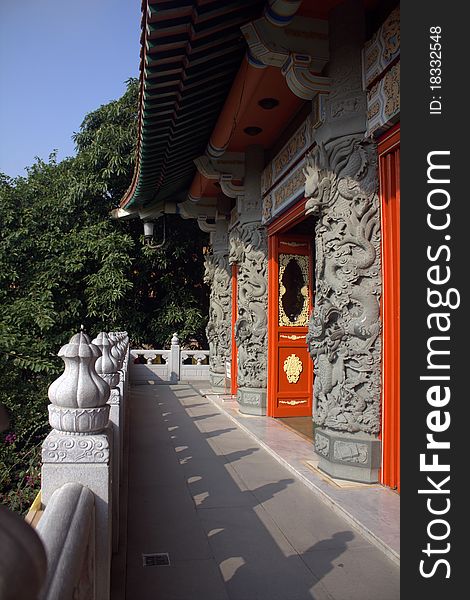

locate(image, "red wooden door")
(379, 125), (400, 492)
(268, 234), (314, 417)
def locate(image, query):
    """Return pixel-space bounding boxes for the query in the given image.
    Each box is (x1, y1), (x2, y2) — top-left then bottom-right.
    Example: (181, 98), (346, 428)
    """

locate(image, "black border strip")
(401, 2), (467, 595)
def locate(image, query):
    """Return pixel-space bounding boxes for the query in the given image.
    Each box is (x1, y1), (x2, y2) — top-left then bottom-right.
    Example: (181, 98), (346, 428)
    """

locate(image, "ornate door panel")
(268, 235), (313, 417)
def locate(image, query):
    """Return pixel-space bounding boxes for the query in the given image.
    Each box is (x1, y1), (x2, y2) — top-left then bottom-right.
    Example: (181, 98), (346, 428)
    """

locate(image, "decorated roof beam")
(204, 0), (307, 161)
(205, 58), (267, 159)
(187, 0), (333, 206)
(138, 201), (177, 222)
(188, 152), (244, 202)
(176, 197), (218, 227)
(197, 217), (217, 233)
(241, 15), (331, 101)
(189, 154), (245, 204)
(264, 0), (303, 26)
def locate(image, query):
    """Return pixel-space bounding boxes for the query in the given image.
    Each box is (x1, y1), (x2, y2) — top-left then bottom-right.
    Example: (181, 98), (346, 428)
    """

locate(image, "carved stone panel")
(304, 135), (382, 437)
(366, 61), (400, 137)
(363, 6), (400, 89)
(230, 222), (268, 391)
(42, 430), (110, 464)
(333, 440), (369, 464)
(204, 252), (231, 377)
(315, 432), (330, 458)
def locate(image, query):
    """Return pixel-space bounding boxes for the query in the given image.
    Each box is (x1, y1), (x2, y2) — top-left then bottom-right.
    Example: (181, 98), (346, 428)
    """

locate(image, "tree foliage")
(0, 78), (209, 511)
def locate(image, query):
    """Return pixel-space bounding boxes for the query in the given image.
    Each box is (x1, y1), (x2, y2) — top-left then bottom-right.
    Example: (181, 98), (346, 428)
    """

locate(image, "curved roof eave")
(120, 0), (265, 212)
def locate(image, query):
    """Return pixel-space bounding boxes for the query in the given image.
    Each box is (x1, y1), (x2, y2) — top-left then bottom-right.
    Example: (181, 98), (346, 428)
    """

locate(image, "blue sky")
(0, 0), (141, 178)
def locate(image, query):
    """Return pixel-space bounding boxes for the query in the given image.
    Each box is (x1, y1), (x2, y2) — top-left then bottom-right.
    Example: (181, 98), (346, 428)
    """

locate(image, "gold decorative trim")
(280, 334), (305, 340)
(283, 353), (303, 383)
(283, 241), (307, 247)
(279, 399), (307, 405)
(279, 254), (309, 327)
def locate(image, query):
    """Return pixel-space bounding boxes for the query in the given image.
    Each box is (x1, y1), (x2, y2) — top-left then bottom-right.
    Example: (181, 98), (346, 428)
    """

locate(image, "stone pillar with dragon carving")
(204, 219), (232, 392)
(229, 145), (268, 415)
(304, 0), (382, 483)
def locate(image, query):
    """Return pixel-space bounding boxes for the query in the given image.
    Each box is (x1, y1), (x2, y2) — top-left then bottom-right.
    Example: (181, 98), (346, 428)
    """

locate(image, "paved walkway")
(123, 384), (399, 600)
(203, 391), (399, 563)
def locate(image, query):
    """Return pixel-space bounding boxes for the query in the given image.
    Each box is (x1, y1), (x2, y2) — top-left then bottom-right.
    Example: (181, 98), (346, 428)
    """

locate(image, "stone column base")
(237, 387), (267, 416)
(209, 370), (227, 393)
(314, 428), (381, 484)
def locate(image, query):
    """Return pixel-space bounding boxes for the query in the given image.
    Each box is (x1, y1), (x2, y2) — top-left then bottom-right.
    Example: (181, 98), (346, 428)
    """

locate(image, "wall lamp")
(143, 217), (166, 249)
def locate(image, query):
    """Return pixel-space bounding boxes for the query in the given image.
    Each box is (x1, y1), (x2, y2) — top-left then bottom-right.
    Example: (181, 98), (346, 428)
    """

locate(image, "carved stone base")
(314, 428), (381, 483)
(210, 371), (227, 393)
(237, 387), (267, 416)
(48, 405), (110, 434)
(42, 429), (110, 464)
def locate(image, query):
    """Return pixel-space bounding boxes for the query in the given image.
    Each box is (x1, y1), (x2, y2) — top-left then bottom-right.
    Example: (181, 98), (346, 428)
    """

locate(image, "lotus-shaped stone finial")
(92, 332), (120, 389)
(109, 332), (124, 369)
(48, 331), (110, 409)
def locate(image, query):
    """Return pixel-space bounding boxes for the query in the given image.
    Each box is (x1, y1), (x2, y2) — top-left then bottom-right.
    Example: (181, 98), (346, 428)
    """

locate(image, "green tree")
(0, 78), (209, 511)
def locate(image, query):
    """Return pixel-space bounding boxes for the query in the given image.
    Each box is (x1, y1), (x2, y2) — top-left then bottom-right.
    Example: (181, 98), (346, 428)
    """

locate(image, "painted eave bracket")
(241, 16), (331, 101)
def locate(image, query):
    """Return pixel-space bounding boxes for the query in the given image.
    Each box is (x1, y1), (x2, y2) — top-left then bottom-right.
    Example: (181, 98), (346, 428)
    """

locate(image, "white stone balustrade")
(41, 330), (113, 600)
(170, 332), (180, 383)
(36, 483), (95, 600)
(93, 331), (121, 554)
(180, 350), (210, 380)
(130, 350), (171, 383)
(109, 331), (130, 479)
(129, 333), (209, 384)
(0, 328), (130, 600)
(1, 327), (209, 599)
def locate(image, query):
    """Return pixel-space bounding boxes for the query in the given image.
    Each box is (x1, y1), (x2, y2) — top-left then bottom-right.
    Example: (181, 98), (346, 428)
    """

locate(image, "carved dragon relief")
(229, 223), (268, 389)
(304, 136), (382, 435)
(204, 252), (231, 376)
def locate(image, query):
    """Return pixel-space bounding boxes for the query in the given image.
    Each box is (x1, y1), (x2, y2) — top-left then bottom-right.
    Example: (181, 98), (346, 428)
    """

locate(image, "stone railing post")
(109, 331), (129, 476)
(121, 331), (130, 398)
(169, 332), (180, 383)
(93, 331), (121, 554)
(41, 330), (112, 600)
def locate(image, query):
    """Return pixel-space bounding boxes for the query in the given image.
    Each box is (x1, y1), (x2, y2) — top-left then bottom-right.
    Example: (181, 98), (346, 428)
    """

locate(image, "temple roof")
(120, 0), (265, 211)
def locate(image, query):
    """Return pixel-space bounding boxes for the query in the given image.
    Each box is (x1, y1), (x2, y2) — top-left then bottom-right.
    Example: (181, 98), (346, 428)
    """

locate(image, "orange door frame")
(231, 264), (238, 396)
(267, 235), (278, 416)
(267, 198), (314, 417)
(379, 124), (401, 492)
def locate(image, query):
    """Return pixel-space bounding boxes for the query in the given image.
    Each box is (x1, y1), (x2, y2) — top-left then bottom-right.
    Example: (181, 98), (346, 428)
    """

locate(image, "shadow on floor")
(122, 384), (399, 600)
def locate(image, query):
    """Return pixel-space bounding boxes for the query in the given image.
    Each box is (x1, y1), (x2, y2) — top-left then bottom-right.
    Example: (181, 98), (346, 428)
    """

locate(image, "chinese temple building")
(116, 0), (400, 489)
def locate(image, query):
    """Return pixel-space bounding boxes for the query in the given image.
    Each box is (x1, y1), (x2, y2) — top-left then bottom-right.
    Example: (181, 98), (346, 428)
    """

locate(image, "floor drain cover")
(142, 553), (171, 567)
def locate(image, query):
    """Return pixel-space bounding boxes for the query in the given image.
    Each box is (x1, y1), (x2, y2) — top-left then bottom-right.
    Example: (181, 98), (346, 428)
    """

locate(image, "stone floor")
(202, 391), (400, 563)
(118, 384), (400, 600)
(277, 416), (315, 442)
